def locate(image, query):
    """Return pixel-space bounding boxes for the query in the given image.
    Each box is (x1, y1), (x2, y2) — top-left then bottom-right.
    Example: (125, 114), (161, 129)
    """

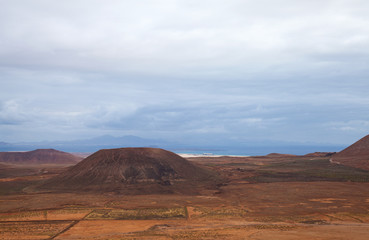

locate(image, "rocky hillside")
(40, 147), (220, 194)
(331, 135), (369, 170)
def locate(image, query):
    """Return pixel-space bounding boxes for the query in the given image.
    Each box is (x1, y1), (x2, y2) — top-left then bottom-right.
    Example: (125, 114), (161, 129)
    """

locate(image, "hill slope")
(0, 149), (81, 165)
(331, 135), (369, 170)
(40, 147), (220, 194)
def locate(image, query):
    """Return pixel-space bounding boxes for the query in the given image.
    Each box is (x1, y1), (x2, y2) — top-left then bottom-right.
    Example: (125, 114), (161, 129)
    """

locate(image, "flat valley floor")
(1, 155), (369, 239)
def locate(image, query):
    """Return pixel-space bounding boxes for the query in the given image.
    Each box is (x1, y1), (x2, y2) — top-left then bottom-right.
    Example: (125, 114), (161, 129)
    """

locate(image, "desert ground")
(1, 154), (369, 239)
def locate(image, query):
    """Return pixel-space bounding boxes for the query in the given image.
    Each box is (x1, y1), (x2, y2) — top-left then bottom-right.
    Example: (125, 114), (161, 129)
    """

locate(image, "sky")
(1, 0), (369, 146)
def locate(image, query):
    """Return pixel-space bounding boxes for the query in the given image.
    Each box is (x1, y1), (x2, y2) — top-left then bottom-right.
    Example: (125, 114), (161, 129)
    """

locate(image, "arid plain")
(1, 139), (369, 239)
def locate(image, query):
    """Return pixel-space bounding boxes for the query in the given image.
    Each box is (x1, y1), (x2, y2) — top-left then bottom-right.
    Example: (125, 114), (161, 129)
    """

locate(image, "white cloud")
(1, 0), (368, 77)
(328, 120), (369, 132)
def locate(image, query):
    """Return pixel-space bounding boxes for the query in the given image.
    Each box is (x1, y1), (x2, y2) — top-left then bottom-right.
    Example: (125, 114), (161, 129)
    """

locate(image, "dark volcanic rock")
(40, 148), (220, 194)
(331, 135), (369, 170)
(0, 149), (81, 165)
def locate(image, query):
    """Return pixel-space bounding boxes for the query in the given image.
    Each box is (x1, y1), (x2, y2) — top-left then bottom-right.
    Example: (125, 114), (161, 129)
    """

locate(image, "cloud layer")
(1, 0), (369, 145)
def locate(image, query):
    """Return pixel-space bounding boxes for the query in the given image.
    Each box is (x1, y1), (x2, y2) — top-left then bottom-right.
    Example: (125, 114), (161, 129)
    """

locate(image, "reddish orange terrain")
(1, 145), (369, 240)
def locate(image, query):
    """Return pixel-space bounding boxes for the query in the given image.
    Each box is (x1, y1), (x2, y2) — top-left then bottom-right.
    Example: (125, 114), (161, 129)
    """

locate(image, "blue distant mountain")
(0, 135), (170, 152)
(54, 135), (167, 147)
(0, 136), (346, 156)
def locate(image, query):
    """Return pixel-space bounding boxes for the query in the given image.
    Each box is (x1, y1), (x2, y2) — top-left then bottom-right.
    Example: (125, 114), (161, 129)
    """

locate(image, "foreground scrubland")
(1, 154), (369, 239)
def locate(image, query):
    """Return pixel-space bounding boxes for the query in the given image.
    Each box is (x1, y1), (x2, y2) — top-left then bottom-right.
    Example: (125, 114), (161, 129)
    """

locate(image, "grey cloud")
(1, 0), (368, 77)
(0, 100), (28, 125)
(1, 1), (369, 145)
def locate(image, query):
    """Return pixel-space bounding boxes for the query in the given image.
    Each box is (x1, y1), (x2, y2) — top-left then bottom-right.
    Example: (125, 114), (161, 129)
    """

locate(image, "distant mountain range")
(0, 135), (169, 152)
(0, 135), (346, 155)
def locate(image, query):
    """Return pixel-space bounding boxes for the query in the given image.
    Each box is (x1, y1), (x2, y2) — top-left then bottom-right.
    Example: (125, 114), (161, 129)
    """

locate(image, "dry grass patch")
(55, 220), (172, 239)
(0, 221), (72, 239)
(47, 209), (92, 220)
(190, 206), (248, 219)
(0, 210), (47, 221)
(0, 209), (92, 221)
(170, 230), (228, 239)
(85, 207), (186, 220)
(326, 212), (369, 223)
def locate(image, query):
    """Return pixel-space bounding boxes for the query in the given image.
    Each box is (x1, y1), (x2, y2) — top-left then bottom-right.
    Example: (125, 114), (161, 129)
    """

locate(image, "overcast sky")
(1, 0), (369, 146)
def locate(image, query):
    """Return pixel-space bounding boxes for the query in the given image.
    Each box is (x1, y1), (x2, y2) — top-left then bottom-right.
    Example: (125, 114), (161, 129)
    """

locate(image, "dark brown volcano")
(331, 135), (369, 170)
(0, 149), (81, 165)
(40, 148), (219, 194)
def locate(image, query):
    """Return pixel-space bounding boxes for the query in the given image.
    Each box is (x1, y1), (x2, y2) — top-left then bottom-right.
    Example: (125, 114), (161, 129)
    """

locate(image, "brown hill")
(304, 152), (336, 157)
(0, 149), (81, 165)
(40, 148), (220, 194)
(266, 153), (297, 158)
(331, 135), (369, 170)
